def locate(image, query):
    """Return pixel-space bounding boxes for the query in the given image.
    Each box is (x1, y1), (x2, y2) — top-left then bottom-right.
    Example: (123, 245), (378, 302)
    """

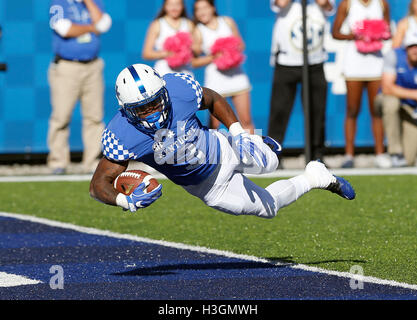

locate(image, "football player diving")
(90, 64), (355, 215)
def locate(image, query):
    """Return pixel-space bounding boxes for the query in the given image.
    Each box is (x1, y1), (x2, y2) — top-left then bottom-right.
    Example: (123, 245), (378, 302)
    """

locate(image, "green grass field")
(1, 175), (416, 285)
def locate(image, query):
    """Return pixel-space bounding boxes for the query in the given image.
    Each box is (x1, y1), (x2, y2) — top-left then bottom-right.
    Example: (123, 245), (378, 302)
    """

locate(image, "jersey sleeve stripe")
(174, 73), (203, 109)
(101, 128), (136, 161)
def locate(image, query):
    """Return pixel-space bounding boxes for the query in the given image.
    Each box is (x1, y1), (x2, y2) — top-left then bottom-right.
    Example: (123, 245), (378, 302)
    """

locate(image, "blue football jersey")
(102, 73), (220, 186)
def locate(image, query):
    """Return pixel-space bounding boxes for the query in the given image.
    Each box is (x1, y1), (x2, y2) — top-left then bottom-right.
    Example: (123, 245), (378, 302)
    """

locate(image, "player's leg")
(183, 146), (282, 218)
(183, 131), (277, 217)
(187, 160), (355, 219)
(183, 132), (355, 219)
(80, 58), (105, 173)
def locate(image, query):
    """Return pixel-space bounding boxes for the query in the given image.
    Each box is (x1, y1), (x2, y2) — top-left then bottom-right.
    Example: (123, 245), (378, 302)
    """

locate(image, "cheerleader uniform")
(343, 0), (386, 80)
(153, 17), (193, 76)
(197, 16), (251, 97)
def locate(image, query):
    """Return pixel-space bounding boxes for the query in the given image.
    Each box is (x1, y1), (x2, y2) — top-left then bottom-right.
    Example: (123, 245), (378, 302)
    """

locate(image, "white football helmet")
(115, 64), (171, 132)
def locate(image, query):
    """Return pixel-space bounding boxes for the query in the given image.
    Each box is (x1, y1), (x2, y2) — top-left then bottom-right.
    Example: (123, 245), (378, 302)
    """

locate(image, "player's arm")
(90, 157), (163, 212)
(89, 157), (128, 207)
(200, 87), (270, 166)
(200, 87), (240, 131)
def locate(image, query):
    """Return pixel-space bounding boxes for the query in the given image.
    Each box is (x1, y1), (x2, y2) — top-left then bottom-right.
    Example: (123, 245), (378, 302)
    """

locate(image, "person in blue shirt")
(376, 32), (417, 167)
(89, 64), (355, 216)
(47, 0), (112, 175)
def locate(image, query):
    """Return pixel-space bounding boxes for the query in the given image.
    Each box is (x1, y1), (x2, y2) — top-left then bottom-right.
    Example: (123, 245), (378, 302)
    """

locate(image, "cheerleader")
(332, 0), (391, 168)
(142, 0), (194, 76)
(191, 0), (254, 133)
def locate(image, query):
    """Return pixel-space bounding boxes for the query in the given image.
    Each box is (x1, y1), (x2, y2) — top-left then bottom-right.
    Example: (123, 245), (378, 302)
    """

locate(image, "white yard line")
(1, 211), (416, 291)
(0, 272), (41, 287)
(0, 167), (416, 183)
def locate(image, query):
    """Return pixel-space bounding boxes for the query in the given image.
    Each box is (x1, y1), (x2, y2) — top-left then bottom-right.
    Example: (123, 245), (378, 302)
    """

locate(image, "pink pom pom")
(163, 32), (193, 69)
(355, 39), (383, 53)
(211, 36), (245, 71)
(353, 19), (390, 53)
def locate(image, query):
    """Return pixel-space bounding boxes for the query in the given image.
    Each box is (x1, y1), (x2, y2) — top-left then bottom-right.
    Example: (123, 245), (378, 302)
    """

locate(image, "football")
(113, 170), (160, 195)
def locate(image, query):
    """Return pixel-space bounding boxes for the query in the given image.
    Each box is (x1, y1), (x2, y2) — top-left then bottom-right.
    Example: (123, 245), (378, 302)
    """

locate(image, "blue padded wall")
(0, 0), (409, 154)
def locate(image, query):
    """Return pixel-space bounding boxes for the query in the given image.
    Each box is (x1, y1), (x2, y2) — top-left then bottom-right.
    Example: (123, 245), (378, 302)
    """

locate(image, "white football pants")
(183, 131), (312, 218)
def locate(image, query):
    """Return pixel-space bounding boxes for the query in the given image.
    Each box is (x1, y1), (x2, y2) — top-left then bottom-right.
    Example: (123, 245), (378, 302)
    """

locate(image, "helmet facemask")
(123, 87), (171, 132)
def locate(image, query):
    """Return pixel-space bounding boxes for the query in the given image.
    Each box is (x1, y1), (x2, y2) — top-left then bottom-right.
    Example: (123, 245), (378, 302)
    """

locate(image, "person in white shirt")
(268, 0), (334, 167)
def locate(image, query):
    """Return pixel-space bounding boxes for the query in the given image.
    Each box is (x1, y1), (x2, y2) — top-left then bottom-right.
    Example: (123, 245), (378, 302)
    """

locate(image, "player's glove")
(125, 182), (162, 212)
(232, 133), (266, 167)
(229, 122), (266, 167)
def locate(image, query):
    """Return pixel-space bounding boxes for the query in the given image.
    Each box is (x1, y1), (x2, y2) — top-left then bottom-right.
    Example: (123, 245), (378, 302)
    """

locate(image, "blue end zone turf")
(0, 216), (416, 300)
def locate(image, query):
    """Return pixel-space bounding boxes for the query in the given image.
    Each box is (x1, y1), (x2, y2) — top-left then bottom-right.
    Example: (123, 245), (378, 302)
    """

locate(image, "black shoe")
(326, 176), (356, 200)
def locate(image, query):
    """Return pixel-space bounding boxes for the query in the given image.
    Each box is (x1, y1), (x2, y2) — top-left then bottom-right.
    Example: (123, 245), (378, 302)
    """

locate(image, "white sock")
(265, 175), (311, 210)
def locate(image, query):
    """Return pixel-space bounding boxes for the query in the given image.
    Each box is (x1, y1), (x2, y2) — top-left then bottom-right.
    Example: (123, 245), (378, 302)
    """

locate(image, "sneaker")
(304, 161), (356, 200)
(375, 153), (392, 168)
(52, 168), (66, 175)
(390, 154), (407, 168)
(262, 136), (282, 157)
(326, 176), (356, 200)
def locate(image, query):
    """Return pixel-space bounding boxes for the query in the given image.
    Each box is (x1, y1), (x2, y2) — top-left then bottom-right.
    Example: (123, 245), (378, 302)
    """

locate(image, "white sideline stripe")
(0, 272), (41, 287)
(0, 166), (416, 183)
(1, 211), (416, 292)
(0, 174), (94, 182)
(248, 167), (417, 178)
